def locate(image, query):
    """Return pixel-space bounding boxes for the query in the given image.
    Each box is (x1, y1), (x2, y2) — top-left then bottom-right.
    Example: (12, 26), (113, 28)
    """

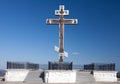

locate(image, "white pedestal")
(5, 69), (29, 82)
(44, 70), (76, 83)
(93, 71), (117, 82)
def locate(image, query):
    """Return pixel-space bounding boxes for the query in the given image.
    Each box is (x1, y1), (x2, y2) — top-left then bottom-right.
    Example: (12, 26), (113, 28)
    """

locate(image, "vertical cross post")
(46, 5), (78, 62)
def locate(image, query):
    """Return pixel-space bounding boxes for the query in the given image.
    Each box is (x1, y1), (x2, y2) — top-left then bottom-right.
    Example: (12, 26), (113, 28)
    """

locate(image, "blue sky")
(0, 0), (120, 70)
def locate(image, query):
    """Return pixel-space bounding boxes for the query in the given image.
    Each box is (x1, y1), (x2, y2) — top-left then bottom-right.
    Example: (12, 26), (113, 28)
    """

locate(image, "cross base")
(48, 61), (73, 70)
(59, 56), (63, 62)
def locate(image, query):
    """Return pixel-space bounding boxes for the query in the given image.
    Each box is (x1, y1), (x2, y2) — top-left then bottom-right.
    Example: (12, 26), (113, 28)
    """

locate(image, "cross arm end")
(46, 19), (59, 25)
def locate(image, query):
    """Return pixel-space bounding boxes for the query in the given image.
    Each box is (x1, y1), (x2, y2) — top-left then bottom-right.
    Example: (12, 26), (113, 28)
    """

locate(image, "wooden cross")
(46, 5), (78, 62)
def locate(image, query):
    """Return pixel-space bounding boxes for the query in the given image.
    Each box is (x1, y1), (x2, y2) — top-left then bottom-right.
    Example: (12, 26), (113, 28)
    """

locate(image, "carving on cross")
(46, 5), (78, 62)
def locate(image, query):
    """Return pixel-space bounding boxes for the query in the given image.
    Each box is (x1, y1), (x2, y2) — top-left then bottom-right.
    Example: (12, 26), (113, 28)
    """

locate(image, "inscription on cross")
(46, 5), (78, 62)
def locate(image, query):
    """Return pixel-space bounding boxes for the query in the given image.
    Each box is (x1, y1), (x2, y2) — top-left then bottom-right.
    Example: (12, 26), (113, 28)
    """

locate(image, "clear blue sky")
(0, 0), (120, 70)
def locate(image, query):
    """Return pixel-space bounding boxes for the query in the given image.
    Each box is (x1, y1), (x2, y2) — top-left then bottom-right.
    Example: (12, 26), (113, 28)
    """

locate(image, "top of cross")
(55, 5), (69, 16)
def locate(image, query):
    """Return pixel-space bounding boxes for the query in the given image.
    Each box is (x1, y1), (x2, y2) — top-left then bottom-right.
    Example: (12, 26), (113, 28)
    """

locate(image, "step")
(24, 70), (44, 83)
(76, 71), (95, 83)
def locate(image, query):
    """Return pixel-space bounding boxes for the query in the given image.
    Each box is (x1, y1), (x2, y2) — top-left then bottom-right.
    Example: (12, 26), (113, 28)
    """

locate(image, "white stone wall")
(45, 70), (76, 83)
(93, 71), (117, 82)
(5, 69), (29, 82)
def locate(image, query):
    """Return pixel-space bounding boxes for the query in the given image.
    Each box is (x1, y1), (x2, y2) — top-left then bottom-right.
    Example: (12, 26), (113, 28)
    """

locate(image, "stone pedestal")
(48, 62), (72, 70)
(93, 71), (117, 82)
(44, 70), (76, 83)
(5, 69), (29, 82)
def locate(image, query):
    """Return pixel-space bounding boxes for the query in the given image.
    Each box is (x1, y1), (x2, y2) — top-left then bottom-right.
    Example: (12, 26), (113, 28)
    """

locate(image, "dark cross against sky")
(46, 5), (78, 62)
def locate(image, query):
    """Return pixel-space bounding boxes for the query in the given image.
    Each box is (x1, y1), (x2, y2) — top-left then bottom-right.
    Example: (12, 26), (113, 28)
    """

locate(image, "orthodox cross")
(46, 5), (78, 62)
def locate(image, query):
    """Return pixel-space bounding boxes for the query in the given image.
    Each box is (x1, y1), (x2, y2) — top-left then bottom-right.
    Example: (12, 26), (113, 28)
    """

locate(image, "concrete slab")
(44, 70), (76, 83)
(3, 70), (119, 83)
(5, 69), (29, 82)
(93, 71), (117, 82)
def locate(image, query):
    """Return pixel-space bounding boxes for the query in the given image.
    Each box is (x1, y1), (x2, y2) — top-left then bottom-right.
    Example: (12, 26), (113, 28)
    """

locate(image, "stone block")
(5, 69), (29, 82)
(93, 71), (117, 82)
(44, 70), (76, 83)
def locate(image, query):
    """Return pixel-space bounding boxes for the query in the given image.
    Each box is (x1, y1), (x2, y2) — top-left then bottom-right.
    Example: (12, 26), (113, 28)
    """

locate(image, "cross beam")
(46, 5), (78, 62)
